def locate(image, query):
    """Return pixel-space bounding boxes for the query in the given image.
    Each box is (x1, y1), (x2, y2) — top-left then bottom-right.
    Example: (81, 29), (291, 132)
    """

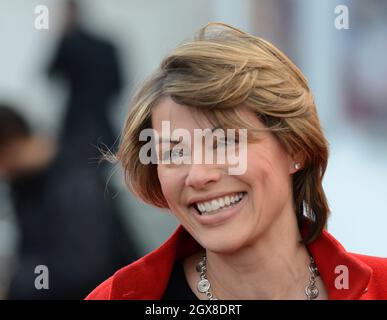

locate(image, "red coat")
(86, 225), (387, 300)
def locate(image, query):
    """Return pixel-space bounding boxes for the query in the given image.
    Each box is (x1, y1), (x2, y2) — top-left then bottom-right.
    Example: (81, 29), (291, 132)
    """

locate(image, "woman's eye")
(161, 148), (186, 161)
(218, 139), (228, 147)
(214, 138), (238, 149)
(171, 148), (184, 158)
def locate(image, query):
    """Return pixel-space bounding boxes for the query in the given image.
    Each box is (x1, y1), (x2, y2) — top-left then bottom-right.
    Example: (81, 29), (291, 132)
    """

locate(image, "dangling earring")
(294, 163), (301, 170)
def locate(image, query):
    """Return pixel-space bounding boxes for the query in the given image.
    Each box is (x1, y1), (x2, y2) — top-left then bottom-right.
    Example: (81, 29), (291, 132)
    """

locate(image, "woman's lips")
(191, 193), (248, 226)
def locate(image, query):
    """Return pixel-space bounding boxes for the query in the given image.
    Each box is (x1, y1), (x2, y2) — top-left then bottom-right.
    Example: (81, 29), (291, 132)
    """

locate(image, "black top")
(162, 261), (199, 300)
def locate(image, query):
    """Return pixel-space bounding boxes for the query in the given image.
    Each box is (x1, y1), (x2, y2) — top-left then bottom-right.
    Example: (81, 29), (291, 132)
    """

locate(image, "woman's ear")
(288, 152), (304, 174)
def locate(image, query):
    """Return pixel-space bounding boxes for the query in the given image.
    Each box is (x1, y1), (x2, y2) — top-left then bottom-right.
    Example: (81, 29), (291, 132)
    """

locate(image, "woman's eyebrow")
(157, 127), (222, 144)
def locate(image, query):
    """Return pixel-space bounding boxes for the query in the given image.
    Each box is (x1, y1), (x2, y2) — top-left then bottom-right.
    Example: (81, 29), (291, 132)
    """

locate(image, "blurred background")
(0, 0), (386, 299)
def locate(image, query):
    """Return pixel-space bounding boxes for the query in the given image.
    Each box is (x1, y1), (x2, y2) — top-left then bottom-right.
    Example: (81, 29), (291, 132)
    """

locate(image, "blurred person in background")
(0, 104), (139, 299)
(48, 0), (123, 163)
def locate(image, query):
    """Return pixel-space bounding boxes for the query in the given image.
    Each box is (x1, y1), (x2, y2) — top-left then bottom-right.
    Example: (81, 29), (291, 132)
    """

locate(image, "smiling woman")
(86, 22), (387, 300)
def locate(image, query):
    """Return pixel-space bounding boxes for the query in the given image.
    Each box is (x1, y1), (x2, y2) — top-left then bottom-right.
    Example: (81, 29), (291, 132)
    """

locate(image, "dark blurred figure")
(48, 0), (123, 161)
(0, 104), (139, 299)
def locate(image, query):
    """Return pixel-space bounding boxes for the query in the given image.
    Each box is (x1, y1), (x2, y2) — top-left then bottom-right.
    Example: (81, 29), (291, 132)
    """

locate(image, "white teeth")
(211, 200), (220, 210)
(195, 192), (245, 215)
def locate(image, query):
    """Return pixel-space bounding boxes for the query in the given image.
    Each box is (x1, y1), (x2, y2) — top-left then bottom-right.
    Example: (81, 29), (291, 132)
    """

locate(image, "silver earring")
(294, 163), (301, 170)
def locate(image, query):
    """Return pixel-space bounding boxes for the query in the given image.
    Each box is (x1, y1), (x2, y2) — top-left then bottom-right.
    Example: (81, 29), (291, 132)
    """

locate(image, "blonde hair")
(117, 22), (330, 243)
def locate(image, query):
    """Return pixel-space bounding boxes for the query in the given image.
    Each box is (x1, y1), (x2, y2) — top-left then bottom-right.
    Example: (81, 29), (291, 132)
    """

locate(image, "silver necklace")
(196, 253), (320, 300)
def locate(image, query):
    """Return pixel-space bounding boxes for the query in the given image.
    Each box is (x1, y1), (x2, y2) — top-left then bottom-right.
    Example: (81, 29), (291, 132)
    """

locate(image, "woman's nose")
(184, 164), (221, 190)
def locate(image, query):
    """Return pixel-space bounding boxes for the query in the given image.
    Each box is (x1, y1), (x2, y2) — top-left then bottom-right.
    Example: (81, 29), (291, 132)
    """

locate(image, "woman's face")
(151, 97), (298, 253)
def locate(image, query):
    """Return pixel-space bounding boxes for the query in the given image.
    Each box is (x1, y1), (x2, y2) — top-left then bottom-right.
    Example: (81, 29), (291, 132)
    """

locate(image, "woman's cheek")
(158, 168), (180, 204)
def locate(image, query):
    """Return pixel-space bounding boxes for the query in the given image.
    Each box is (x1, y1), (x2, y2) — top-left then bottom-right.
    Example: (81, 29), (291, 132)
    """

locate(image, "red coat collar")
(109, 225), (372, 300)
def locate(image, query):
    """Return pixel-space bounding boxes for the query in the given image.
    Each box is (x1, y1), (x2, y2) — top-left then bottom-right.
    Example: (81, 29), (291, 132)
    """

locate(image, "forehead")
(151, 96), (213, 132)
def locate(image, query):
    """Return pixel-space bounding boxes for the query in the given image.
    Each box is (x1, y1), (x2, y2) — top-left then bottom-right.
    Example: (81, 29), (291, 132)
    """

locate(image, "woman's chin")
(198, 235), (247, 255)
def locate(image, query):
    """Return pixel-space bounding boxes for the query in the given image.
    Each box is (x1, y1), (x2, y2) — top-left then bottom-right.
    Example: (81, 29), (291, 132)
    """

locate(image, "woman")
(86, 23), (387, 300)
